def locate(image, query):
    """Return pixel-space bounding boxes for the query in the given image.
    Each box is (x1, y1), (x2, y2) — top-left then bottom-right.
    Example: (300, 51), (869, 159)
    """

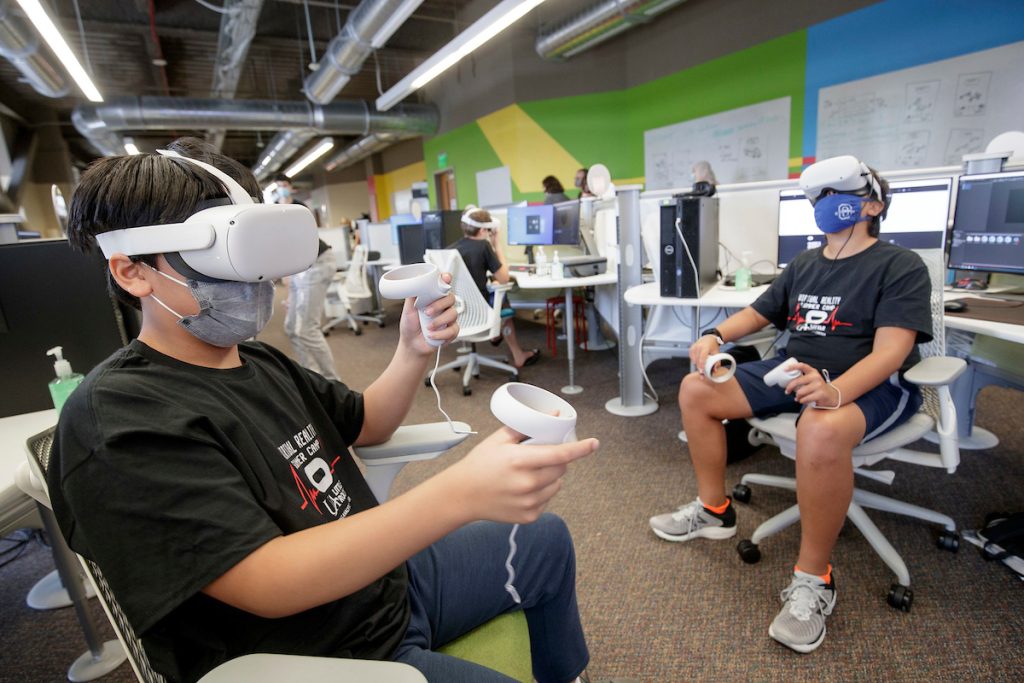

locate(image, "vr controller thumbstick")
(763, 357), (803, 388)
(490, 383), (578, 445)
(378, 263), (452, 347)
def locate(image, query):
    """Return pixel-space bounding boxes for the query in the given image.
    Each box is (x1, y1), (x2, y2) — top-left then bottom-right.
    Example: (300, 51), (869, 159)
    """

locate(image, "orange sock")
(702, 498), (731, 515)
(795, 563), (832, 584)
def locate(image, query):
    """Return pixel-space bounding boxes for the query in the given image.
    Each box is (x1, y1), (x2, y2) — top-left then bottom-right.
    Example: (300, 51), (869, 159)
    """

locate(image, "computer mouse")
(944, 300), (968, 313)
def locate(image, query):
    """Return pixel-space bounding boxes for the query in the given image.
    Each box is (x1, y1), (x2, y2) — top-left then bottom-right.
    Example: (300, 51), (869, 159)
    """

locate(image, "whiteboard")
(643, 97), (792, 191)
(476, 166), (513, 208)
(816, 41), (1024, 169)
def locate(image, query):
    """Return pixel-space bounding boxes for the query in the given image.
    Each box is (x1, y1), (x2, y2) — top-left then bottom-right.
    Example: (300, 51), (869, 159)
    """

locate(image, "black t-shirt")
(450, 236), (502, 299)
(49, 340), (409, 683)
(751, 240), (933, 376)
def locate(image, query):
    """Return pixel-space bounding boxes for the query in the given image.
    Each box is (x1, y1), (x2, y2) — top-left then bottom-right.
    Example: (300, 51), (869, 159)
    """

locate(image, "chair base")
(434, 346), (518, 394)
(68, 640), (128, 683)
(26, 568), (95, 610)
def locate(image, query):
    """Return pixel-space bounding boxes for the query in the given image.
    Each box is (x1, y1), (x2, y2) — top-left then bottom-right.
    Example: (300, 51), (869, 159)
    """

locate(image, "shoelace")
(670, 501), (704, 535)
(780, 575), (835, 621)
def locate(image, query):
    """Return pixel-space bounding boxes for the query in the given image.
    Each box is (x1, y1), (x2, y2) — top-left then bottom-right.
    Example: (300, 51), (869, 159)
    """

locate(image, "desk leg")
(561, 285), (583, 395)
(583, 298), (615, 351)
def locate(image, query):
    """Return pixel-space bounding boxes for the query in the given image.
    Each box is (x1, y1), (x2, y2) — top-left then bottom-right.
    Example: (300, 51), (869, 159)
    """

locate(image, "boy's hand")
(784, 362), (841, 408)
(689, 335), (721, 378)
(445, 427), (598, 524)
(399, 273), (460, 355)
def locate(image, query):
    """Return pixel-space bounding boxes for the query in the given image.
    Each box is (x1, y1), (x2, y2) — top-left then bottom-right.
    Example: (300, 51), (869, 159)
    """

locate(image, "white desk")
(512, 271), (617, 394)
(625, 282), (767, 347)
(1, 409), (58, 505)
(365, 258), (399, 317)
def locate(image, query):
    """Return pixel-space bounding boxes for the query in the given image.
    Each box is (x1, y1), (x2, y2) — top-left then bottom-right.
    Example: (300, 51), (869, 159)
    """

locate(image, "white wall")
(319, 180), (371, 227)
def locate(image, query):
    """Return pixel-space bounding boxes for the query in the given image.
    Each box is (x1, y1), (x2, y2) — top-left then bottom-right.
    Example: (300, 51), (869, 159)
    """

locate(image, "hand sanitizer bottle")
(551, 250), (563, 280)
(535, 246), (548, 277)
(734, 251), (752, 291)
(46, 346), (84, 413)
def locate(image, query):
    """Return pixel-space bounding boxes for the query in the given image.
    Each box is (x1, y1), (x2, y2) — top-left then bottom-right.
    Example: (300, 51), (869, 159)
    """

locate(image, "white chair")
(424, 249), (518, 396)
(324, 245), (385, 336)
(732, 251), (966, 612)
(18, 422), (473, 683)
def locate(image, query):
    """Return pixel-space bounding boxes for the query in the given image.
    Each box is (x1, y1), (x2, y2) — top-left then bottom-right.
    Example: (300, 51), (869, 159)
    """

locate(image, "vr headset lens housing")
(799, 155), (881, 205)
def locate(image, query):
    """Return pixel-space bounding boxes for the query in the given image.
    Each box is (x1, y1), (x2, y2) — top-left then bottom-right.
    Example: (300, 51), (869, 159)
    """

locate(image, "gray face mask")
(146, 264), (274, 347)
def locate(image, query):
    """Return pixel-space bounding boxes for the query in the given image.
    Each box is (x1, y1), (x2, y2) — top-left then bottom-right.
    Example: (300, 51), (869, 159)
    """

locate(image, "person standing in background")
(574, 168), (594, 199)
(542, 176), (571, 204)
(276, 174), (341, 381)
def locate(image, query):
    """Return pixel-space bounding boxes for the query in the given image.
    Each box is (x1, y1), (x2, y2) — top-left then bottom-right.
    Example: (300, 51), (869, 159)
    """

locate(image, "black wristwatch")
(701, 327), (725, 345)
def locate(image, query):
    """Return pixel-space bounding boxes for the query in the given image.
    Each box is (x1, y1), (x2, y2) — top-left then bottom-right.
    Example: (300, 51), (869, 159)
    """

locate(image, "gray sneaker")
(648, 497), (736, 542)
(768, 569), (837, 653)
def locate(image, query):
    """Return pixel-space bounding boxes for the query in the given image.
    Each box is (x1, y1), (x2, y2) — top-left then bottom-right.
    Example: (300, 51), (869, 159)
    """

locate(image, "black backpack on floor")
(979, 512), (1024, 575)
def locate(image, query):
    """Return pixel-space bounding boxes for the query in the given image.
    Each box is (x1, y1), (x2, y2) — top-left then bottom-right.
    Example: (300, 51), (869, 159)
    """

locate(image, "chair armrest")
(903, 356), (968, 386)
(14, 461), (50, 508)
(487, 281), (514, 293)
(352, 422), (471, 462)
(197, 653), (427, 682)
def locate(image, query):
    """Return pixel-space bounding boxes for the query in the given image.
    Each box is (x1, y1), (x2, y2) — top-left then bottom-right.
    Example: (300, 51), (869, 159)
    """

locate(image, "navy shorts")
(733, 353), (922, 442)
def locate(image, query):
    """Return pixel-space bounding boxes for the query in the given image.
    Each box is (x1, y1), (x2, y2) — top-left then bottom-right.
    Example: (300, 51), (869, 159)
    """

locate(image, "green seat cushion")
(437, 610), (531, 682)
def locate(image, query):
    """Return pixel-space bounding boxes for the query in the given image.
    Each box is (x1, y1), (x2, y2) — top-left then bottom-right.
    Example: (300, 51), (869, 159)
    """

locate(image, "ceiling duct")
(253, 129), (316, 179)
(303, 0), (423, 105)
(536, 0), (687, 60)
(71, 95), (438, 157)
(323, 132), (401, 172)
(0, 0), (69, 98)
(207, 0), (266, 150)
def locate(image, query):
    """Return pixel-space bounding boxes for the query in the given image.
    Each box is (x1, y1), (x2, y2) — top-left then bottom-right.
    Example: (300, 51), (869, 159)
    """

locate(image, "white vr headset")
(799, 155), (883, 206)
(95, 150), (319, 282)
(461, 205), (498, 231)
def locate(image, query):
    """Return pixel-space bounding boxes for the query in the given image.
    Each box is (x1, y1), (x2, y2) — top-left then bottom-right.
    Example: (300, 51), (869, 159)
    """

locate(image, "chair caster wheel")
(378, 322), (386, 328)
(732, 484), (752, 504)
(937, 531), (959, 552)
(424, 378), (432, 388)
(736, 539), (761, 564)
(512, 373), (519, 381)
(887, 583), (913, 612)
(354, 328), (362, 336)
(462, 387), (472, 396)
(472, 373), (480, 379)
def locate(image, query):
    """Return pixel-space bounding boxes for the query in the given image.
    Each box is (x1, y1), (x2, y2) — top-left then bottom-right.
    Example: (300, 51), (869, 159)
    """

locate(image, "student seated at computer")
(649, 156), (933, 653)
(450, 206), (541, 368)
(49, 145), (604, 683)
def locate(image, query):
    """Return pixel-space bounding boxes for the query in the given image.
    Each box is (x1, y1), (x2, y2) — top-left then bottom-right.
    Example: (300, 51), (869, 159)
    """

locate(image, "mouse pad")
(946, 297), (1024, 326)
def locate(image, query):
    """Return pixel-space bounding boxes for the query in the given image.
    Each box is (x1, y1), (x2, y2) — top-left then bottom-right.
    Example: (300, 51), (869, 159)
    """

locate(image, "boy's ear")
(109, 254), (154, 299)
(863, 199), (885, 217)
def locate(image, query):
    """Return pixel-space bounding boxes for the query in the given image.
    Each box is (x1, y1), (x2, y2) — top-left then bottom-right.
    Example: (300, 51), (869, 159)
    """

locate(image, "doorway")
(434, 168), (457, 210)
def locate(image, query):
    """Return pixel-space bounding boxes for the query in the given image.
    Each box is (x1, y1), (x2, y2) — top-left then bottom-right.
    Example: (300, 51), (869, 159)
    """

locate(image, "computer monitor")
(422, 210), (463, 248)
(551, 200), (581, 246)
(397, 224), (426, 265)
(365, 222), (400, 261)
(507, 205), (555, 246)
(776, 178), (953, 267)
(947, 170), (1024, 276)
(388, 213), (419, 244)
(0, 239), (139, 418)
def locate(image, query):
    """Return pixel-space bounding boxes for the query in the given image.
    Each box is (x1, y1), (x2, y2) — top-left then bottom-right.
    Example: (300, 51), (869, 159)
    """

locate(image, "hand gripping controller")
(378, 263), (452, 347)
(490, 382), (577, 445)
(703, 353), (737, 384)
(763, 357), (802, 388)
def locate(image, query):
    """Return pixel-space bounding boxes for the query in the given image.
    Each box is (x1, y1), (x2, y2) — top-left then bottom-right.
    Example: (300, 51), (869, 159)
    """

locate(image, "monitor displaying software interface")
(508, 203), (580, 246)
(776, 178), (952, 268)
(947, 171), (1024, 276)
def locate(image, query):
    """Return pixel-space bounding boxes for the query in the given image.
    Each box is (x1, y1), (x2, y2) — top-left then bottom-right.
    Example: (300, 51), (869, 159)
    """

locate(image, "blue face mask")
(813, 193), (865, 234)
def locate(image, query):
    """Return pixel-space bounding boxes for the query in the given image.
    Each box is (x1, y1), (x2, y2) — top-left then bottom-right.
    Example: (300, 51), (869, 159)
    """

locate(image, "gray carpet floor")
(2, 284), (1022, 682)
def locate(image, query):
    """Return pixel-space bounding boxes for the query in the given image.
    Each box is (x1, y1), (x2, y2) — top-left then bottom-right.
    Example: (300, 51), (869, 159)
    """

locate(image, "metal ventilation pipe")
(324, 132), (401, 172)
(0, 0), (69, 98)
(536, 0), (687, 60)
(253, 129), (317, 179)
(304, 0), (423, 105)
(71, 96), (438, 157)
(207, 0), (266, 150)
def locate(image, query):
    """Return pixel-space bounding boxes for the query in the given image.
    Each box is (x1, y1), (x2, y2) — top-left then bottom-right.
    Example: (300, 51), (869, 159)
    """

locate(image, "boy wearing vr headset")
(650, 156), (932, 653)
(49, 140), (604, 683)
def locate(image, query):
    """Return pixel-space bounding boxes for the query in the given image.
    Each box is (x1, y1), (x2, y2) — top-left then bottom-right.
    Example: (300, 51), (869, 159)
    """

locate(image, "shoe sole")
(768, 623), (826, 654)
(650, 525), (737, 542)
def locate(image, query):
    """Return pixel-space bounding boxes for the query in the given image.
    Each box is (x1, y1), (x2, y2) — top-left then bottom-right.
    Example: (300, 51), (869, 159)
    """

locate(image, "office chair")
(732, 252), (966, 611)
(423, 249), (518, 396)
(324, 245), (385, 336)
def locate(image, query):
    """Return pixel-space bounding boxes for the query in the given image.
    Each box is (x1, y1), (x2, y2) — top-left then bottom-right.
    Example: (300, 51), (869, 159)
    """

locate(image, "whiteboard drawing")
(821, 93), (887, 124)
(643, 97), (790, 190)
(904, 81), (940, 123)
(897, 130), (931, 167)
(944, 128), (985, 165)
(955, 71), (991, 117)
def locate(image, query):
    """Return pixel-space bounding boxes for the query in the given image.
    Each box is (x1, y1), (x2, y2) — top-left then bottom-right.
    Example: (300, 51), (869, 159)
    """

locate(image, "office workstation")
(2, 1), (1023, 682)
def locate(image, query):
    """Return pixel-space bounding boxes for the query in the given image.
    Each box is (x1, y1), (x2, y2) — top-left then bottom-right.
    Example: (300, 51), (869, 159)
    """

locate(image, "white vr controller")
(703, 353), (737, 384)
(490, 383), (578, 445)
(763, 357), (803, 388)
(378, 263), (452, 347)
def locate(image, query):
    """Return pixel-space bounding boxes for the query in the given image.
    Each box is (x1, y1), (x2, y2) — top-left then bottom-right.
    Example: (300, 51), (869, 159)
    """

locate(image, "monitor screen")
(947, 171), (1024, 276)
(776, 178), (952, 268)
(552, 201), (581, 246)
(388, 213), (419, 244)
(398, 223), (426, 265)
(507, 205), (555, 246)
(422, 210), (463, 247)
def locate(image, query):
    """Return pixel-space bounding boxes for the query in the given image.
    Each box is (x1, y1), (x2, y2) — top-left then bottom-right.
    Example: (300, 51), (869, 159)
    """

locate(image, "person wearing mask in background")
(274, 173), (341, 381)
(542, 176), (571, 204)
(574, 168), (595, 199)
(450, 206), (540, 369)
(649, 156), (932, 654)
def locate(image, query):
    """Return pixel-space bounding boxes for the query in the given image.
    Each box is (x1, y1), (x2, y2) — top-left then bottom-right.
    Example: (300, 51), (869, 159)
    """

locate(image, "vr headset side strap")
(95, 223), (216, 258)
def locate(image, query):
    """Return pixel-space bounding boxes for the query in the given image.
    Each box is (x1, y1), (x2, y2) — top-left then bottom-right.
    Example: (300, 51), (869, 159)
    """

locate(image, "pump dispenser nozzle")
(47, 346), (73, 379)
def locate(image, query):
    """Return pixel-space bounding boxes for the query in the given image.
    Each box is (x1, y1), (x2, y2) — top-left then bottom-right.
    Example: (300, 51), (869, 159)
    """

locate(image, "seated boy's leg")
(396, 513), (588, 683)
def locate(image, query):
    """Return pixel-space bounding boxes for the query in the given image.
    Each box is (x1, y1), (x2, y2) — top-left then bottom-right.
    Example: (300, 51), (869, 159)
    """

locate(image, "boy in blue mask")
(49, 139), (608, 683)
(649, 156), (932, 653)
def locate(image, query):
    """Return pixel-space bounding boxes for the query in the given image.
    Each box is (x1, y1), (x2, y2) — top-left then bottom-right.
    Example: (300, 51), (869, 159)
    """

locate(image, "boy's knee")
(678, 372), (713, 413)
(797, 411), (858, 465)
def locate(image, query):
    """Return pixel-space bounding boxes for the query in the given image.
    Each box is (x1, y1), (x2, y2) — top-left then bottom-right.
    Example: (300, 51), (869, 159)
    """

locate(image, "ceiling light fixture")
(16, 0), (103, 102)
(284, 138), (335, 178)
(376, 0), (546, 112)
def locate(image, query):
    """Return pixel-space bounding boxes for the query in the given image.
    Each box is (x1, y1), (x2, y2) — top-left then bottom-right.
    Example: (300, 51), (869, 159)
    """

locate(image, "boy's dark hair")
(542, 175), (564, 194)
(67, 137), (261, 309)
(461, 209), (492, 237)
(864, 165), (890, 238)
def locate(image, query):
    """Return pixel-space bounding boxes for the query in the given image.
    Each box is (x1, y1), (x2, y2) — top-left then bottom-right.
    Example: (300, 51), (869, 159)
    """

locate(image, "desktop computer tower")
(659, 196), (719, 298)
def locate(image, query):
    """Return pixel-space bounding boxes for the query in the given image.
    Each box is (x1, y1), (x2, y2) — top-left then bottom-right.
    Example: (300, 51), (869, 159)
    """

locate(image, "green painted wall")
(424, 122), (504, 209)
